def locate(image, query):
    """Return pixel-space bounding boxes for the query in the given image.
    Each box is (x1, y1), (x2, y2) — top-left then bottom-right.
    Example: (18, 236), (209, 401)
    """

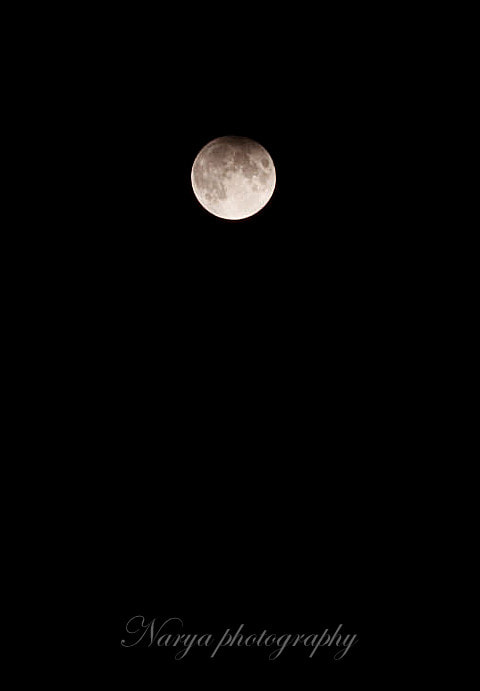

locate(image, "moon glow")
(191, 136), (276, 220)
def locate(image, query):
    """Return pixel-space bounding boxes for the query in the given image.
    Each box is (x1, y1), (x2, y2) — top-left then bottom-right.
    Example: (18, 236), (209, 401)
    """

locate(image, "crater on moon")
(191, 136), (276, 220)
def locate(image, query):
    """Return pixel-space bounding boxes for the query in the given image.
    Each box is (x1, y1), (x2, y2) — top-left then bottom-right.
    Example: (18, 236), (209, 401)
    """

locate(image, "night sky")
(82, 9), (411, 686)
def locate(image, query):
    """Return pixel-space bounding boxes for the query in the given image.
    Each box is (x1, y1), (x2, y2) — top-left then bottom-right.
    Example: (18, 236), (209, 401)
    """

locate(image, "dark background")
(66, 6), (415, 686)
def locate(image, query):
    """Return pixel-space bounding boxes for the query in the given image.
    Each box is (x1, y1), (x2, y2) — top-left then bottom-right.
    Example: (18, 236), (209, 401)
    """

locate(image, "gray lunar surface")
(191, 136), (276, 220)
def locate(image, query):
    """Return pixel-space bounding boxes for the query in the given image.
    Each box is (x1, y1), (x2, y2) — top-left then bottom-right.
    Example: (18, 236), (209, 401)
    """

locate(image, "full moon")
(191, 136), (276, 220)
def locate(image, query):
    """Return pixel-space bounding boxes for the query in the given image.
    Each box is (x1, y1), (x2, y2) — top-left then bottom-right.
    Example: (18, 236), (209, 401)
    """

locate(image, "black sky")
(80, 9), (413, 686)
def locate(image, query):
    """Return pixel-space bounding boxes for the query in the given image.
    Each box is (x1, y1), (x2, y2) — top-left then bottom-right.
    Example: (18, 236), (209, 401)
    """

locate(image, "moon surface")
(191, 136), (276, 220)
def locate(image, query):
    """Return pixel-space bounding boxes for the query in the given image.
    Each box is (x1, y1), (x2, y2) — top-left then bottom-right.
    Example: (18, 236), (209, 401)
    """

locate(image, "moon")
(191, 136), (276, 220)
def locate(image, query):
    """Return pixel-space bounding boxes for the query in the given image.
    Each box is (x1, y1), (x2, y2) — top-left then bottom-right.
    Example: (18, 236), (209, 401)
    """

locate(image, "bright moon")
(191, 136), (276, 220)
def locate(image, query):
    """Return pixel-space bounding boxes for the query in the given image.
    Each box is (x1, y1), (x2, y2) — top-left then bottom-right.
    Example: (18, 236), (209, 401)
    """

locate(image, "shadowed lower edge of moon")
(191, 137), (276, 220)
